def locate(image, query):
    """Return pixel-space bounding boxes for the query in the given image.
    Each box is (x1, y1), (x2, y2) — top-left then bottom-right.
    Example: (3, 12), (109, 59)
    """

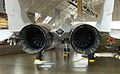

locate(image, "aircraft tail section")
(5, 0), (32, 32)
(96, 0), (115, 32)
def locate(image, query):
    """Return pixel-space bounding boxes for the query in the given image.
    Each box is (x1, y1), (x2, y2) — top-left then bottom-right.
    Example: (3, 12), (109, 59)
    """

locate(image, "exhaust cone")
(19, 25), (53, 54)
(70, 24), (101, 54)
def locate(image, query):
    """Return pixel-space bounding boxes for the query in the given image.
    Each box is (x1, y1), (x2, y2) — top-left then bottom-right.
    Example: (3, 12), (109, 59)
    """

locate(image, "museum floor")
(0, 45), (120, 74)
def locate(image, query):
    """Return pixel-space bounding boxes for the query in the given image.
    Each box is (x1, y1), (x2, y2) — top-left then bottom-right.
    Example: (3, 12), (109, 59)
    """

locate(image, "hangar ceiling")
(22, 0), (104, 23)
(0, 0), (120, 28)
(21, 0), (120, 24)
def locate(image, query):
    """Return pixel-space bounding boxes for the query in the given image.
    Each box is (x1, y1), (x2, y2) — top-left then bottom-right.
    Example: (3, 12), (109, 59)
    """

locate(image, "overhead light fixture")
(52, 23), (56, 27)
(35, 13), (41, 21)
(42, 16), (52, 24)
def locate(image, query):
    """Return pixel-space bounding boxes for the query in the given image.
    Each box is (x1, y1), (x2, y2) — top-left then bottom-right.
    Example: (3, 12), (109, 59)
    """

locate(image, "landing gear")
(34, 50), (54, 69)
(9, 38), (17, 46)
(34, 50), (46, 64)
(64, 48), (70, 56)
(63, 38), (71, 62)
(64, 48), (70, 63)
(88, 53), (95, 63)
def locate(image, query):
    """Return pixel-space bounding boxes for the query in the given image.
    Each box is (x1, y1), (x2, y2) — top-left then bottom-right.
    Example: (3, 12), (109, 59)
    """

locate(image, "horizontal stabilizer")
(0, 30), (13, 41)
(110, 29), (120, 39)
(109, 21), (120, 39)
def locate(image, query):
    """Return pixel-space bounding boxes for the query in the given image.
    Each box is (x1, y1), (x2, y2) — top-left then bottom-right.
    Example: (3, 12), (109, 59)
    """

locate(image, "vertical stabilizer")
(5, 0), (32, 32)
(96, 0), (115, 32)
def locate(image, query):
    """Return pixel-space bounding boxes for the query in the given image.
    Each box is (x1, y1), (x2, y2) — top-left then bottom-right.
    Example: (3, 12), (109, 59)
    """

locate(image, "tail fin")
(5, 0), (32, 32)
(96, 0), (115, 32)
